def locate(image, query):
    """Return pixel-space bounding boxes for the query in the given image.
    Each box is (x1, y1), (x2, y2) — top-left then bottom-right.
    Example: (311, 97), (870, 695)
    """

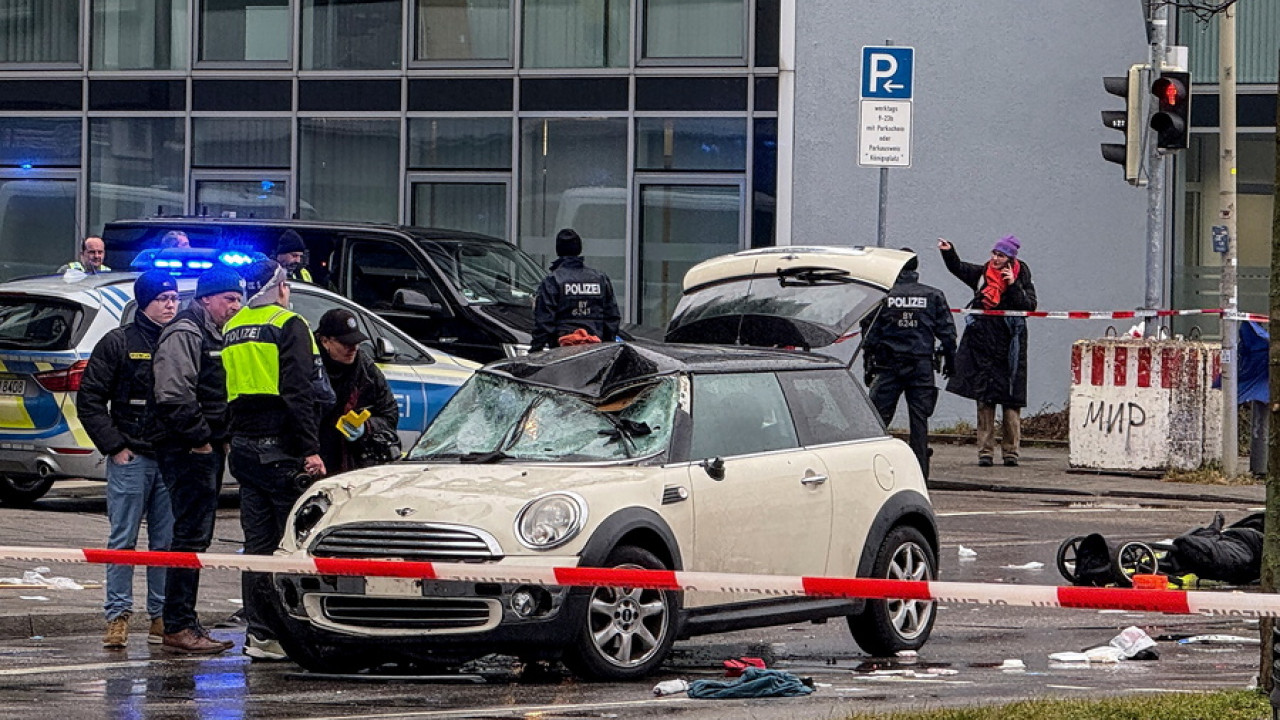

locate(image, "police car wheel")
(0, 475), (54, 506)
(848, 525), (937, 656)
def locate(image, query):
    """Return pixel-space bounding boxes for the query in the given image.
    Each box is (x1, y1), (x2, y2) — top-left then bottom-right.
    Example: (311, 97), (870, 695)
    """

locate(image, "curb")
(927, 478), (1263, 506)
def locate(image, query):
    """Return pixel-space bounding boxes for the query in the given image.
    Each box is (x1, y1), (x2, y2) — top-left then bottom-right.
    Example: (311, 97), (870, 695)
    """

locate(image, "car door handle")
(800, 473), (828, 486)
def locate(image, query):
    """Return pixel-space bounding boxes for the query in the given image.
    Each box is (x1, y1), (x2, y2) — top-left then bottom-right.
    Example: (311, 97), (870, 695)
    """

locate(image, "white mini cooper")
(267, 247), (938, 679)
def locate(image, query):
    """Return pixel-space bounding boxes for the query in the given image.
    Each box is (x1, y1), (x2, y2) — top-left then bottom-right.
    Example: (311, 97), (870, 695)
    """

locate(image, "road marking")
(295, 697), (698, 720)
(938, 506), (1261, 518)
(0, 659), (156, 676)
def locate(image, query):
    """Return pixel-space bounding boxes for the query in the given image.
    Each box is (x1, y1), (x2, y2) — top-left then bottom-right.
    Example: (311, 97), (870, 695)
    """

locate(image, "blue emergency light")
(132, 247), (266, 275)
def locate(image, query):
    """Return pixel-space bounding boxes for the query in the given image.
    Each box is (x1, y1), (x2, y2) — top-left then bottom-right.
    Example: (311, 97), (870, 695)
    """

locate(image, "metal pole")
(1144, 8), (1167, 336)
(875, 39), (893, 248)
(877, 167), (888, 247)
(1219, 5), (1239, 476)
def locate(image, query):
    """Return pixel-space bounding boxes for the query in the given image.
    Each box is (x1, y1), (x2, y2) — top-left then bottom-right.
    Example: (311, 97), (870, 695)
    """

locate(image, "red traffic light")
(1152, 76), (1185, 109)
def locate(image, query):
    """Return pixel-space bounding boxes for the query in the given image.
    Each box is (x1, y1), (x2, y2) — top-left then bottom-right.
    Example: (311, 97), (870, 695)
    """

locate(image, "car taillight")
(34, 360), (88, 392)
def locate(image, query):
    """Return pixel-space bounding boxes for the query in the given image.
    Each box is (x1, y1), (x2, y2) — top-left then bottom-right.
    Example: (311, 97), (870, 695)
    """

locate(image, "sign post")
(858, 44), (915, 247)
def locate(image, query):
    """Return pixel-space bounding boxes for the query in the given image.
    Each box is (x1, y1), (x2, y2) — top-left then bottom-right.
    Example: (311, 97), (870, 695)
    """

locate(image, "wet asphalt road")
(0, 488), (1267, 720)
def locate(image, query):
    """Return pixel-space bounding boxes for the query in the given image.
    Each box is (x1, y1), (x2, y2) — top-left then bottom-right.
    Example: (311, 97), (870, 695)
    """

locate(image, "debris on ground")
(1001, 561), (1044, 570)
(1110, 626), (1158, 659)
(687, 667), (814, 699)
(723, 656), (766, 677)
(0, 567), (88, 590)
(1178, 634), (1260, 645)
(958, 545), (977, 559)
(652, 679), (689, 696)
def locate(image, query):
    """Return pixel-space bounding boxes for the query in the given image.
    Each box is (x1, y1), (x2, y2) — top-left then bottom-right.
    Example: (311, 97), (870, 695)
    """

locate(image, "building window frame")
(409, 0), (515, 69)
(404, 171), (512, 238)
(637, 0), (749, 67)
(193, 0), (295, 68)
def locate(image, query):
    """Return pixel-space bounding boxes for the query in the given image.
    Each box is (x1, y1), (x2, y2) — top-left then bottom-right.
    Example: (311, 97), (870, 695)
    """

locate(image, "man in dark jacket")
(223, 260), (326, 661)
(151, 267), (244, 654)
(530, 229), (621, 352)
(77, 270), (177, 649)
(315, 308), (401, 474)
(938, 235), (1038, 467)
(274, 229), (312, 283)
(861, 250), (957, 479)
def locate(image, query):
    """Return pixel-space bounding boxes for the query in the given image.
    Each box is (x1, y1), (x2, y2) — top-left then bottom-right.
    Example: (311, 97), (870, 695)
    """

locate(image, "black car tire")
(562, 545), (680, 681)
(0, 475), (53, 506)
(848, 525), (937, 656)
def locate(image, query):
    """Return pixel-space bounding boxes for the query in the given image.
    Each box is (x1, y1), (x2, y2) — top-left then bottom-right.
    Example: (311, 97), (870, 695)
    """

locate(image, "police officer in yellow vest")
(223, 259), (325, 661)
(273, 229), (312, 283)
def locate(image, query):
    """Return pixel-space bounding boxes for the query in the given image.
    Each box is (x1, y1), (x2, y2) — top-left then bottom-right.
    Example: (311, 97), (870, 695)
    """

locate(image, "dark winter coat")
(318, 347), (400, 474)
(531, 256), (621, 352)
(940, 246), (1037, 407)
(77, 313), (167, 457)
(861, 269), (957, 366)
(152, 303), (229, 450)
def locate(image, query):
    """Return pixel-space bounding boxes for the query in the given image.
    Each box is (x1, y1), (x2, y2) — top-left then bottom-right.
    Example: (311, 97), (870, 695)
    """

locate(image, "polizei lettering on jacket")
(224, 326), (263, 344)
(563, 282), (602, 296)
(886, 296), (927, 309)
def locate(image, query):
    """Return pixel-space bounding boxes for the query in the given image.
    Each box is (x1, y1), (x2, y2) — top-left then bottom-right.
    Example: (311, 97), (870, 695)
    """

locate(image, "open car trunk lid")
(664, 246), (913, 351)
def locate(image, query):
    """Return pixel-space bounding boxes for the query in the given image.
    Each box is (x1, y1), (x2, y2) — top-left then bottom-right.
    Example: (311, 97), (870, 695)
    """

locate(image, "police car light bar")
(132, 247), (265, 275)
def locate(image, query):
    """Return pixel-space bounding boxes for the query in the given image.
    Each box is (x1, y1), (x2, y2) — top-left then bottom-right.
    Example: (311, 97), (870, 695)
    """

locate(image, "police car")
(0, 251), (477, 505)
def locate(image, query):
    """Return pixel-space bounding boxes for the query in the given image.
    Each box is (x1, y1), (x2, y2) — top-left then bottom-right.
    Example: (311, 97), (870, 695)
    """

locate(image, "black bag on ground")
(1071, 533), (1118, 587)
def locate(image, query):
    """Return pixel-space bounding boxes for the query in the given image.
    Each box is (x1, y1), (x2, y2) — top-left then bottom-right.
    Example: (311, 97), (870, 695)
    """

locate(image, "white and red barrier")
(951, 307), (1269, 323)
(0, 545), (1276, 618)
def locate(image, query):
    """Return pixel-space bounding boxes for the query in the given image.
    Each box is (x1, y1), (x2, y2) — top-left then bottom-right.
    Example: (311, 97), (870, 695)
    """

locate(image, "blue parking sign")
(861, 46), (914, 100)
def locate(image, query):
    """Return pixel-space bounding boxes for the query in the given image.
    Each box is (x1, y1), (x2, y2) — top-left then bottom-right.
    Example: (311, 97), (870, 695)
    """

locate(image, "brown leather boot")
(163, 628), (230, 654)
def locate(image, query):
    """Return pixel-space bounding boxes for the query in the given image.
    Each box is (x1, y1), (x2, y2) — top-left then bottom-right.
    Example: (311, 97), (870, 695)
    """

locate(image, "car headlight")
(293, 492), (332, 543)
(502, 343), (531, 357)
(515, 492), (587, 550)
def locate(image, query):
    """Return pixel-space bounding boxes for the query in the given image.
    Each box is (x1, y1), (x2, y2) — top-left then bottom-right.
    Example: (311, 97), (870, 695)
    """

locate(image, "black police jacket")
(861, 270), (957, 367)
(77, 313), (166, 457)
(531, 256), (621, 351)
(153, 304), (229, 450)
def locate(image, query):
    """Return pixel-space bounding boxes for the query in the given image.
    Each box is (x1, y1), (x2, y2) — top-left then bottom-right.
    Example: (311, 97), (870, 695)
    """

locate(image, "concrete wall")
(791, 0), (1152, 427)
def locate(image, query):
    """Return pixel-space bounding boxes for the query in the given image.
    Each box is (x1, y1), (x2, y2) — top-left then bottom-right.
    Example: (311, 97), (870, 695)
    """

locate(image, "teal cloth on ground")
(687, 668), (814, 699)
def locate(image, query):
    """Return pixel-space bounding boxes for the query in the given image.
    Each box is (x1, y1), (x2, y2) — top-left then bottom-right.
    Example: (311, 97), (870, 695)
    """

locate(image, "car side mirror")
(374, 336), (397, 363)
(701, 457), (725, 481)
(393, 288), (444, 316)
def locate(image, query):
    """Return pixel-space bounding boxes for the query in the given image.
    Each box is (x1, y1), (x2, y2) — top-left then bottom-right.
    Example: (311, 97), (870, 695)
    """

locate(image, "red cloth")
(558, 328), (601, 346)
(979, 259), (1020, 309)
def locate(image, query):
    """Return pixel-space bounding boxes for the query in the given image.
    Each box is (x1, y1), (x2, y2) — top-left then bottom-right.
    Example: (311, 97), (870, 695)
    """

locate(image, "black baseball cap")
(317, 308), (368, 345)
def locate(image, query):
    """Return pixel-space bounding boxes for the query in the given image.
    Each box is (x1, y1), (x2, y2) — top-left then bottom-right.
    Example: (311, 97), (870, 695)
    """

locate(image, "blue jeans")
(104, 453), (174, 621)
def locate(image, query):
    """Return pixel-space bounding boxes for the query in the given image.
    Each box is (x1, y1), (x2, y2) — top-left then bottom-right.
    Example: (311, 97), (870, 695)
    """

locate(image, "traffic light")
(1150, 70), (1191, 150)
(1101, 64), (1144, 185)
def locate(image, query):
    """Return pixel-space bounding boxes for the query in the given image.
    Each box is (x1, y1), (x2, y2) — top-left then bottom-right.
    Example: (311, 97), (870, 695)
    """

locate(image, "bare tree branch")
(1153, 0), (1242, 22)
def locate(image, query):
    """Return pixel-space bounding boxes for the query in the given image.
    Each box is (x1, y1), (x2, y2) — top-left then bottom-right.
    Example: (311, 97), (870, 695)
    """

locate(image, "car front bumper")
(270, 572), (586, 664)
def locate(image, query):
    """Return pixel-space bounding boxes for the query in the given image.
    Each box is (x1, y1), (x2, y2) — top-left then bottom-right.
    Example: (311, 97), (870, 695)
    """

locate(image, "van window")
(347, 240), (447, 311)
(0, 296), (85, 351)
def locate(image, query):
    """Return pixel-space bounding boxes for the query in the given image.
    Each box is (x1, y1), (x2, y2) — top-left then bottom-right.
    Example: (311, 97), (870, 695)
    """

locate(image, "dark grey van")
(102, 219), (545, 363)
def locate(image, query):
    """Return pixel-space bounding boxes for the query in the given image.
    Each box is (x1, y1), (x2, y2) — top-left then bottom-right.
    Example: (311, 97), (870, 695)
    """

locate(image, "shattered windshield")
(409, 374), (678, 463)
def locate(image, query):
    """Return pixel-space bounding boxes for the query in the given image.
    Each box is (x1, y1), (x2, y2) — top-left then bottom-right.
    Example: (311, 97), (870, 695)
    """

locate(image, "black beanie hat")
(899, 247), (919, 272)
(555, 228), (582, 257)
(274, 229), (306, 256)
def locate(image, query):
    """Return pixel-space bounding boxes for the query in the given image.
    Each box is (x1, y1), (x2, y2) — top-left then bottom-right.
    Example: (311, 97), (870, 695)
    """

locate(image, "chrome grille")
(311, 523), (501, 562)
(321, 596), (496, 630)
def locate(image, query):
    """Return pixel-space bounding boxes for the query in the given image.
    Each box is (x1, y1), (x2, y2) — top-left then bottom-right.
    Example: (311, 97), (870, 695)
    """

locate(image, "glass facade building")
(0, 0), (780, 328)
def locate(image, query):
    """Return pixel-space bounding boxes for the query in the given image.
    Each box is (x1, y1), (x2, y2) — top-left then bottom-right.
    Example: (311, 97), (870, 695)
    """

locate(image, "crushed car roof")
(482, 341), (845, 400)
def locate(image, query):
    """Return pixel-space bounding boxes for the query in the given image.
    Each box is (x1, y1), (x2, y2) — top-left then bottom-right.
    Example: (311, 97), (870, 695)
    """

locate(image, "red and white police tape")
(0, 545), (1277, 618)
(951, 307), (1270, 323)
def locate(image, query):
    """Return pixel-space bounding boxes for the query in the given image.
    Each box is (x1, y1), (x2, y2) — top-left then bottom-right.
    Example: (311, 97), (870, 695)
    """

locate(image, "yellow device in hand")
(336, 408), (371, 441)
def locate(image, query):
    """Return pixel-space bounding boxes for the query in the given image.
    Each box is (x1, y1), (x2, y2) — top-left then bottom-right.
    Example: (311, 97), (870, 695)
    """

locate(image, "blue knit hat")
(134, 270), (178, 309)
(196, 267), (246, 299)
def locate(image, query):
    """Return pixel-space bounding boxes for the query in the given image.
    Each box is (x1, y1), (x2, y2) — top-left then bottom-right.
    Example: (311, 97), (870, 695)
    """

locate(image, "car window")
(346, 239), (447, 312)
(289, 287), (430, 364)
(0, 296), (85, 350)
(420, 240), (541, 306)
(410, 374), (677, 462)
(778, 369), (885, 445)
(689, 372), (799, 459)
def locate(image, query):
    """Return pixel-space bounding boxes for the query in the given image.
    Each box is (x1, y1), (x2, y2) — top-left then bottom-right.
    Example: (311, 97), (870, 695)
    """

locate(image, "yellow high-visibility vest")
(222, 305), (317, 401)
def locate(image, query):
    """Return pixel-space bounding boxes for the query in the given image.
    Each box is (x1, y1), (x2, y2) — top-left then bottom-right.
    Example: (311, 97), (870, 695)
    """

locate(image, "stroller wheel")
(1056, 536), (1087, 583)
(1113, 541), (1159, 587)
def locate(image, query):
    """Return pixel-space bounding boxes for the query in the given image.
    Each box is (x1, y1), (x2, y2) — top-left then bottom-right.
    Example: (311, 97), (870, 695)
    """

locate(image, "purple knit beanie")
(992, 234), (1020, 259)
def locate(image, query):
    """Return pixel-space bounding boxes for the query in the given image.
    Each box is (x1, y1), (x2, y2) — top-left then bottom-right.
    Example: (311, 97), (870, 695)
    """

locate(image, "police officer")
(222, 260), (325, 661)
(861, 249), (957, 479)
(273, 229), (312, 283)
(530, 228), (620, 352)
(152, 267), (244, 654)
(60, 236), (112, 274)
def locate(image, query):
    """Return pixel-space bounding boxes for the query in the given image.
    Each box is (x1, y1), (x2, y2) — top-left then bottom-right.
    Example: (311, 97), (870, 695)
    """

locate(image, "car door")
(685, 371), (832, 606)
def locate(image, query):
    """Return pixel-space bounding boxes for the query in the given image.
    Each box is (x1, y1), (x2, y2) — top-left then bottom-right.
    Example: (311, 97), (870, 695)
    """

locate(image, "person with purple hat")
(937, 235), (1038, 467)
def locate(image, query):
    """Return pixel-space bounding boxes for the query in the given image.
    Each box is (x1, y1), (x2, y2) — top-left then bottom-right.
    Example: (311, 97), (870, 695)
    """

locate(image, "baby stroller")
(1056, 512), (1264, 588)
